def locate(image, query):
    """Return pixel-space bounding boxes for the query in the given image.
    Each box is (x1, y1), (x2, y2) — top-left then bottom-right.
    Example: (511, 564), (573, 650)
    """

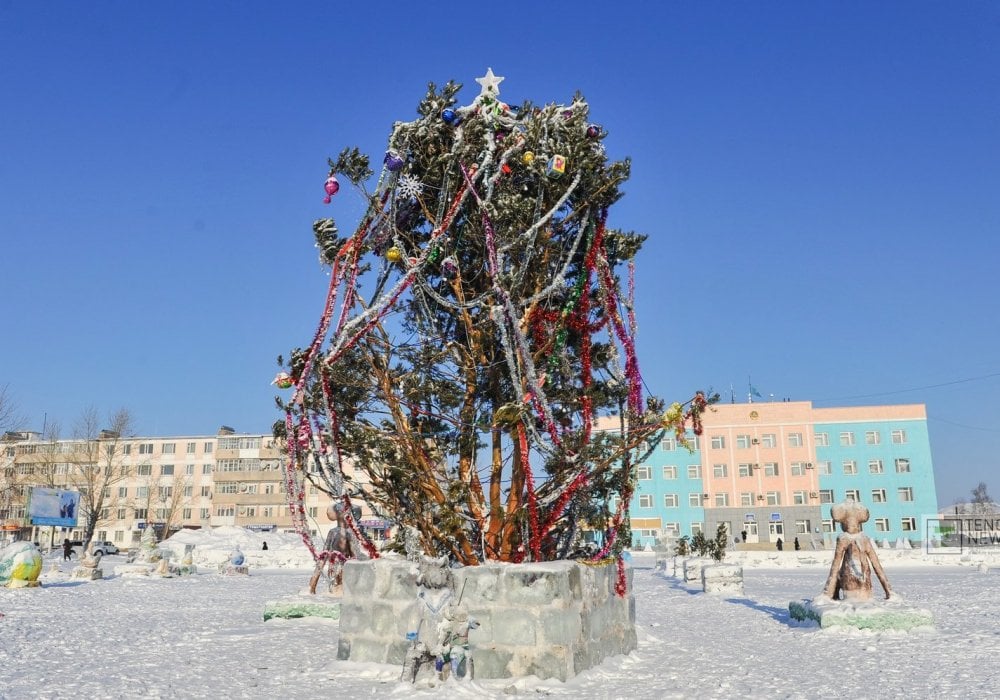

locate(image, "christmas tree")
(275, 70), (712, 573)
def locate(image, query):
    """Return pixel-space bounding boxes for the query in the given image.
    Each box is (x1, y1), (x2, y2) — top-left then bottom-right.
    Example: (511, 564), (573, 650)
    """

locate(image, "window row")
(663, 429), (910, 452)
(822, 516), (917, 533)
(818, 487), (914, 504)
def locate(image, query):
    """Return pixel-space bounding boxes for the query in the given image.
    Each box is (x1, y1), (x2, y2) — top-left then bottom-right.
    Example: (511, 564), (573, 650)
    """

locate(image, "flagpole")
(748, 376), (753, 404)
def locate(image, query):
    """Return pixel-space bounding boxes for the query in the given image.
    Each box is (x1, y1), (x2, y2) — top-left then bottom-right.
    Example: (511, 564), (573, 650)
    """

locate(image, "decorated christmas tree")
(275, 70), (712, 578)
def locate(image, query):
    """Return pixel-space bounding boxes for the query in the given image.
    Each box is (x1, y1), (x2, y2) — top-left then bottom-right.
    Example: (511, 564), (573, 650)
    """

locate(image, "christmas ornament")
(586, 124), (601, 138)
(386, 246), (403, 263)
(441, 108), (459, 125)
(272, 372), (294, 389)
(475, 67), (504, 99)
(384, 150), (405, 172)
(546, 155), (567, 178)
(322, 175), (339, 204)
(396, 174), (423, 200)
(522, 151), (535, 165)
(441, 256), (458, 279)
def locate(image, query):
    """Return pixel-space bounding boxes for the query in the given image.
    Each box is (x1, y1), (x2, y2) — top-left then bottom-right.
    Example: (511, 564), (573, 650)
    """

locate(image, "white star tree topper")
(475, 67), (504, 100)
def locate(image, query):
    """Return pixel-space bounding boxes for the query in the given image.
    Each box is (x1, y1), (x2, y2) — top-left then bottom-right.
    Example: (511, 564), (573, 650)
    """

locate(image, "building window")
(713, 464), (728, 478)
(817, 460), (832, 475)
(200, 508), (210, 519)
(184, 486), (193, 497)
(263, 483), (275, 495)
(118, 486), (128, 498)
(158, 486), (173, 499)
(182, 508), (192, 520)
(117, 508), (126, 519)
(137, 464), (152, 476)
(738, 463), (753, 477)
(664, 494), (679, 508)
(216, 506), (236, 517)
(761, 434), (776, 448)
(711, 436), (726, 450)
(687, 465), (701, 479)
(844, 489), (860, 502)
(822, 519), (834, 533)
(895, 458), (911, 473)
(244, 507), (256, 517)
(891, 429), (907, 444)
(134, 508), (147, 520)
(218, 483), (238, 494)
(764, 462), (779, 477)
(715, 493), (730, 507)
(788, 432), (803, 447)
(662, 465), (677, 480)
(740, 492), (754, 506)
(185, 464), (194, 476)
(161, 464), (174, 476)
(636, 465), (652, 480)
(736, 434), (751, 449)
(766, 492), (780, 506)
(790, 462), (806, 476)
(138, 443), (154, 455)
(162, 443), (176, 454)
(137, 486), (148, 499)
(204, 442), (214, 453)
(814, 432), (829, 447)
(901, 517), (916, 532)
(843, 460), (857, 475)
(661, 436), (676, 451)
(871, 488), (886, 503)
(201, 486), (211, 497)
(865, 431), (881, 445)
(868, 459), (884, 474)
(795, 520), (810, 534)
(898, 487), (914, 502)
(202, 464), (212, 475)
(839, 432), (855, 446)
(691, 522), (704, 536)
(819, 489), (833, 504)
(638, 494), (653, 508)
(874, 518), (889, 532)
(688, 493), (701, 507)
(793, 491), (808, 505)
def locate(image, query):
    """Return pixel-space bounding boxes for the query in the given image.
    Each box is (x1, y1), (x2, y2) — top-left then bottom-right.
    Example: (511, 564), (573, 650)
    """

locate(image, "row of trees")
(1, 392), (187, 550)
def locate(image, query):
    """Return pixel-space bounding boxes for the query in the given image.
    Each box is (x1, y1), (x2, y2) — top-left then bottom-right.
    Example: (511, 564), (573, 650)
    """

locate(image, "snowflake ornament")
(396, 174), (423, 200)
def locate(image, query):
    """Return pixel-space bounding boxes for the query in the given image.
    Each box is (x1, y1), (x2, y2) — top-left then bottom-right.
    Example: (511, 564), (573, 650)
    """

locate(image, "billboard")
(27, 487), (81, 528)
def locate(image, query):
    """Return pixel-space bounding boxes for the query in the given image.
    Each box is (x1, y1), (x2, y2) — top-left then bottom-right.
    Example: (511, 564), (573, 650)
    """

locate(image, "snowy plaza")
(3, 535), (999, 698)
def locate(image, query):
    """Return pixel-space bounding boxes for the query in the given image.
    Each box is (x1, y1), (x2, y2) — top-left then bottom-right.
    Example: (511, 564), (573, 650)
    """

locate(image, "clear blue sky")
(2, 2), (997, 506)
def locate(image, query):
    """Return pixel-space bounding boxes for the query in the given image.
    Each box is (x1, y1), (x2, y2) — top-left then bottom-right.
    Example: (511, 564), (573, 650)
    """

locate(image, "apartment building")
(598, 400), (938, 547)
(0, 427), (385, 548)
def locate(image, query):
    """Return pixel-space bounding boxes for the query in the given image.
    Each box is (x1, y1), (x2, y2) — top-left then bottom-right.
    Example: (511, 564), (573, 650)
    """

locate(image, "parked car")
(90, 541), (120, 556)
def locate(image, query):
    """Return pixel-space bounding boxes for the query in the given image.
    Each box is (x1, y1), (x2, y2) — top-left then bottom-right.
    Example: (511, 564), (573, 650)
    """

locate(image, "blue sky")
(2, 2), (997, 506)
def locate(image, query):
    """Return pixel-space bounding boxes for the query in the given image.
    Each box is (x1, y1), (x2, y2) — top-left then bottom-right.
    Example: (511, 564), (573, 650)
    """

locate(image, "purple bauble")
(586, 124), (601, 138)
(324, 175), (340, 196)
(384, 150), (405, 172)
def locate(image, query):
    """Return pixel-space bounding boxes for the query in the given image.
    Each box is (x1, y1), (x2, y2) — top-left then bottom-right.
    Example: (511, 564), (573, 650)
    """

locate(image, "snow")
(3, 531), (1000, 697)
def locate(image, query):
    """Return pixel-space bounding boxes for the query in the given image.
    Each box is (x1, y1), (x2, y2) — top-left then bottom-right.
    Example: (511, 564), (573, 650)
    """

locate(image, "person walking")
(776, 537), (784, 552)
(262, 541), (268, 551)
(62, 538), (73, 561)
(794, 537), (801, 551)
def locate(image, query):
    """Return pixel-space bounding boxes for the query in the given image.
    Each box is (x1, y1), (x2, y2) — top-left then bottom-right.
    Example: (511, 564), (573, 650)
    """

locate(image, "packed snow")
(2, 528), (1000, 698)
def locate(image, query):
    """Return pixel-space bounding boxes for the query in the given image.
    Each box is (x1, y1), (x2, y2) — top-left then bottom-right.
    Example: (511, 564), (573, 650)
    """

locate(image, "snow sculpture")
(401, 556), (455, 683)
(0, 541), (43, 588)
(823, 501), (890, 601)
(308, 502), (361, 595)
(789, 500), (934, 630)
(72, 548), (104, 580)
(221, 546), (249, 575)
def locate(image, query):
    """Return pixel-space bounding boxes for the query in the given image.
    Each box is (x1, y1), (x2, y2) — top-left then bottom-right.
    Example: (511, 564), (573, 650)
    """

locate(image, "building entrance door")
(744, 522), (759, 543)
(768, 521), (784, 542)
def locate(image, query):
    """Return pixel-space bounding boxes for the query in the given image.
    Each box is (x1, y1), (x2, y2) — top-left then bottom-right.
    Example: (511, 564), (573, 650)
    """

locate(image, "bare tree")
(971, 482), (993, 515)
(138, 471), (191, 541)
(66, 407), (136, 550)
(0, 384), (25, 435)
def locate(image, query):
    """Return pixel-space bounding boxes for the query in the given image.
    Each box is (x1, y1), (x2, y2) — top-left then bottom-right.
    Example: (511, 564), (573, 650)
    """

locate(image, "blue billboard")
(28, 487), (81, 527)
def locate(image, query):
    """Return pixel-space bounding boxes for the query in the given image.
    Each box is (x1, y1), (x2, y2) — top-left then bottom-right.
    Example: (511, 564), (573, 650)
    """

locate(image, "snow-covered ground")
(2, 532), (1000, 698)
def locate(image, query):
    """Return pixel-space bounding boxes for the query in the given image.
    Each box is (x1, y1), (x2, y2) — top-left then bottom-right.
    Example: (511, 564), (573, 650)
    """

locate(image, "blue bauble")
(384, 150), (405, 172)
(441, 108), (459, 125)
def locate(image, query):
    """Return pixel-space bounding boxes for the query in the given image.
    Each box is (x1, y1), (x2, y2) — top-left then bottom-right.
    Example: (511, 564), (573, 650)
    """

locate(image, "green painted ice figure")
(789, 597), (934, 631)
(263, 599), (341, 621)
